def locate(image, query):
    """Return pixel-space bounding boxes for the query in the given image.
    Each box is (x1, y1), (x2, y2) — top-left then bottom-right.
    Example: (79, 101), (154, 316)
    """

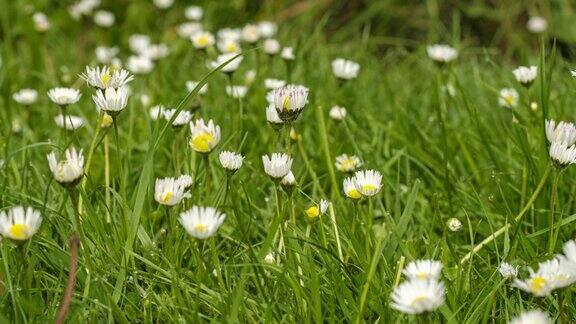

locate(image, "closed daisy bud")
(273, 85), (309, 122)
(513, 66), (537, 87)
(527, 16), (547, 34)
(426, 44), (458, 63)
(262, 153), (292, 179)
(353, 170), (382, 197)
(530, 102), (538, 111)
(335, 154), (362, 173)
(219, 151), (243, 172)
(332, 58), (360, 80)
(266, 104), (284, 126)
(101, 113), (113, 128)
(498, 262), (519, 279)
(226, 85), (248, 98)
(343, 177), (362, 200)
(154, 176), (192, 206)
(179, 206), (226, 239)
(210, 53), (243, 74)
(264, 39), (280, 55)
(446, 218), (461, 232)
(498, 88), (519, 109)
(126, 55), (154, 74)
(54, 114), (84, 130)
(185, 6), (203, 20)
(329, 106), (347, 121)
(280, 171), (296, 190)
(289, 127), (300, 141)
(47, 87), (81, 106)
(47, 147), (84, 186)
(13, 89), (38, 105)
(191, 31), (215, 49)
(153, 0), (173, 9)
(92, 87), (129, 116)
(80, 66), (134, 90)
(95, 46), (119, 64)
(545, 119), (576, 146)
(149, 105), (165, 121)
(281, 47), (295, 61)
(33, 12), (50, 32)
(163, 109), (192, 128)
(549, 142), (576, 166)
(304, 199), (329, 221)
(189, 119), (221, 153)
(510, 310), (551, 324)
(258, 21), (277, 39)
(403, 259), (443, 281)
(242, 24), (260, 43)
(94, 10), (115, 27)
(390, 279), (445, 314)
(0, 206), (42, 241)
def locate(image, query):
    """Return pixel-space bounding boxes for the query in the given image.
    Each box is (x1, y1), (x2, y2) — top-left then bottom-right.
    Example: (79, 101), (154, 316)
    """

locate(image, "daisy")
(304, 199), (329, 220)
(264, 78), (286, 89)
(513, 66), (537, 86)
(189, 119), (221, 153)
(426, 44), (458, 63)
(126, 55), (154, 74)
(217, 39), (241, 54)
(242, 24), (260, 43)
(549, 142), (576, 165)
(545, 119), (576, 146)
(0, 206), (42, 241)
(527, 16), (547, 34)
(177, 22), (203, 39)
(353, 170), (382, 197)
(390, 279), (445, 314)
(281, 47), (295, 60)
(273, 85), (309, 122)
(498, 88), (519, 109)
(262, 153), (292, 179)
(13, 89), (38, 105)
(54, 114), (85, 130)
(129, 34), (151, 54)
(153, 0), (173, 9)
(163, 109), (193, 127)
(185, 6), (203, 20)
(186, 80), (208, 95)
(245, 70), (256, 85)
(446, 218), (461, 231)
(258, 21), (277, 38)
(47, 88), (81, 106)
(343, 177), (362, 200)
(217, 28), (242, 42)
(266, 104), (284, 126)
(92, 87), (129, 115)
(179, 206), (226, 239)
(142, 44), (169, 60)
(562, 239), (576, 264)
(95, 46), (119, 64)
(219, 151), (244, 172)
(47, 147), (84, 185)
(226, 85), (248, 98)
(94, 10), (115, 27)
(499, 262), (519, 279)
(210, 53), (243, 74)
(332, 58), (360, 80)
(191, 31), (215, 49)
(509, 310), (551, 324)
(403, 260), (443, 281)
(513, 258), (576, 296)
(329, 106), (347, 121)
(33, 12), (50, 32)
(80, 66), (134, 89)
(149, 105), (165, 121)
(335, 154), (362, 172)
(264, 39), (280, 55)
(154, 175), (192, 206)
(281, 171), (296, 187)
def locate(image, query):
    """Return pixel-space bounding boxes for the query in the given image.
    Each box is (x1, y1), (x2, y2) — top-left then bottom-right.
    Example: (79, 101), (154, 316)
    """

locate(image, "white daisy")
(264, 39), (280, 55)
(403, 260), (443, 281)
(217, 28), (242, 42)
(262, 153), (292, 179)
(0, 206), (42, 241)
(142, 43), (169, 60)
(329, 106), (347, 120)
(217, 39), (241, 54)
(545, 119), (576, 146)
(426, 44), (458, 63)
(129, 34), (151, 54)
(446, 218), (462, 231)
(163, 109), (193, 127)
(498, 88), (519, 109)
(191, 31), (215, 49)
(281, 47), (295, 60)
(153, 0), (173, 9)
(258, 21), (277, 38)
(513, 66), (537, 86)
(335, 154), (362, 172)
(47, 88), (81, 106)
(210, 53), (243, 73)
(499, 262), (519, 279)
(80, 66), (134, 89)
(343, 177), (362, 200)
(95, 46), (119, 64)
(273, 85), (309, 122)
(304, 199), (329, 220)
(149, 105), (165, 121)
(513, 258), (576, 297)
(226, 85), (248, 98)
(94, 10), (115, 27)
(266, 104), (283, 125)
(177, 22), (203, 38)
(332, 58), (360, 80)
(92, 87), (129, 115)
(390, 279), (445, 314)
(126, 55), (154, 74)
(549, 142), (576, 165)
(185, 80), (208, 95)
(154, 175), (192, 206)
(527, 16), (547, 34)
(219, 151), (243, 172)
(189, 119), (221, 153)
(242, 24), (260, 43)
(47, 147), (84, 185)
(185, 6), (203, 20)
(264, 78), (286, 89)
(179, 206), (226, 239)
(509, 310), (551, 324)
(54, 114), (85, 130)
(13, 89), (38, 105)
(281, 171), (296, 187)
(353, 170), (383, 197)
(33, 12), (50, 32)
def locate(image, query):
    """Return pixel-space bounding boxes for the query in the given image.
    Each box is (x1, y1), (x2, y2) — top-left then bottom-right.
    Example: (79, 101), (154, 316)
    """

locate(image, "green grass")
(1, 0), (576, 322)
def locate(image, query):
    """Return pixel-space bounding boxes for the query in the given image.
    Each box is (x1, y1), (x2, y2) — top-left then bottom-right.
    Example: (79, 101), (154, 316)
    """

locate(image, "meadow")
(1, 0), (576, 323)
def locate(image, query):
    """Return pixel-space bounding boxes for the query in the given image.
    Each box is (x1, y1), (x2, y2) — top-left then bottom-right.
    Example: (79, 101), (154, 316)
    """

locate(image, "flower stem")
(548, 168), (561, 254)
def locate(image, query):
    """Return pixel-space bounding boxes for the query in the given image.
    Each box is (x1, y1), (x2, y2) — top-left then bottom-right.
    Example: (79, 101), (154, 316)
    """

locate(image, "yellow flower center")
(9, 224), (30, 240)
(100, 71), (112, 87)
(194, 223), (207, 233)
(162, 192), (173, 204)
(361, 184), (377, 193)
(340, 159), (355, 170)
(416, 272), (428, 279)
(282, 97), (290, 111)
(346, 188), (362, 199)
(191, 132), (215, 152)
(196, 36), (209, 47)
(530, 277), (546, 293)
(504, 95), (515, 106)
(226, 43), (237, 53)
(410, 295), (429, 307)
(305, 206), (320, 218)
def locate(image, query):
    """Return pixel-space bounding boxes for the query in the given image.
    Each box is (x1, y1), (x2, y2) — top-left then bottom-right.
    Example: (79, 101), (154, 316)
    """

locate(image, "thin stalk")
(78, 113), (103, 214)
(203, 154), (211, 196)
(284, 124), (292, 156)
(328, 203), (343, 262)
(104, 134), (111, 223)
(548, 168), (561, 254)
(365, 198), (374, 257)
(316, 104), (339, 196)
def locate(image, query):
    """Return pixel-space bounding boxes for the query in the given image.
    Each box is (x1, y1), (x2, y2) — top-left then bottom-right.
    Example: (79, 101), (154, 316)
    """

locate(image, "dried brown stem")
(54, 235), (79, 324)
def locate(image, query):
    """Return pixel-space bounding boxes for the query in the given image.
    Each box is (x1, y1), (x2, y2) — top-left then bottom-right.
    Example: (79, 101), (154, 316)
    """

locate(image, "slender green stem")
(78, 113), (103, 214)
(284, 124), (292, 156)
(316, 104), (339, 196)
(548, 168), (561, 254)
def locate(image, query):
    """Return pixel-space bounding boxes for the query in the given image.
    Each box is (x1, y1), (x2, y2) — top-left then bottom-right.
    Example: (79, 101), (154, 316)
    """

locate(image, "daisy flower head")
(149, 105), (165, 121)
(446, 218), (461, 231)
(527, 16), (547, 34)
(242, 24), (260, 43)
(498, 88), (519, 109)
(281, 171), (297, 189)
(245, 69), (256, 85)
(264, 39), (280, 55)
(219, 151), (244, 173)
(266, 104), (284, 127)
(562, 239), (576, 264)
(329, 105), (347, 121)
(154, 176), (192, 206)
(129, 34), (151, 54)
(549, 142), (576, 166)
(47, 87), (81, 106)
(426, 44), (458, 64)
(95, 46), (119, 64)
(304, 199), (329, 221)
(335, 154), (362, 173)
(33, 12), (51, 32)
(258, 21), (277, 38)
(498, 262), (519, 279)
(353, 170), (382, 197)
(545, 119), (576, 146)
(94, 10), (115, 27)
(226, 85), (248, 98)
(0, 206), (42, 241)
(80, 66), (134, 89)
(153, 0), (173, 9)
(510, 310), (551, 324)
(332, 58), (360, 80)
(186, 80), (208, 95)
(92, 86), (129, 116)
(177, 22), (203, 38)
(264, 78), (286, 90)
(218, 38), (241, 54)
(185, 5), (203, 20)
(163, 108), (193, 128)
(343, 177), (362, 200)
(13, 89), (38, 105)
(54, 114), (85, 130)
(126, 55), (154, 74)
(47, 147), (84, 186)
(210, 53), (243, 74)
(512, 258), (576, 297)
(403, 259), (443, 281)
(281, 47), (295, 61)
(179, 206), (226, 239)
(191, 31), (215, 49)
(218, 28), (242, 42)
(142, 43), (169, 61)
(273, 84), (309, 122)
(390, 279), (445, 314)
(189, 119), (221, 153)
(513, 66), (537, 87)
(262, 153), (292, 179)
